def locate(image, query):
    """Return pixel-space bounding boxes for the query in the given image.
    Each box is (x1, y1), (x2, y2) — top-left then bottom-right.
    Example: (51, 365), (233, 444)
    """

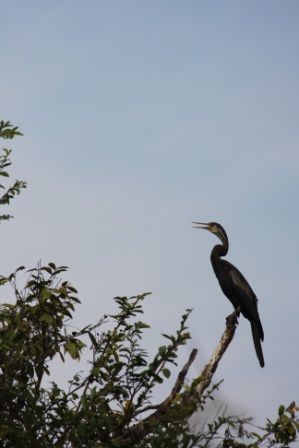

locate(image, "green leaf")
(162, 368), (171, 378)
(278, 405), (285, 416)
(155, 375), (163, 384)
(16, 265), (25, 272)
(88, 332), (97, 346)
(64, 341), (79, 359)
(41, 314), (54, 324)
(158, 345), (166, 355)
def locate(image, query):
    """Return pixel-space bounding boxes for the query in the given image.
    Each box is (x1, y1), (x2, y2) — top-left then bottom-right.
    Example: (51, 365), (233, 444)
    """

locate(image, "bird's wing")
(228, 268), (257, 303)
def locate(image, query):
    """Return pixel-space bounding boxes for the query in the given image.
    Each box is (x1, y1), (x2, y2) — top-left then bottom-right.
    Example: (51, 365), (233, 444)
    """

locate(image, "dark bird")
(193, 221), (264, 367)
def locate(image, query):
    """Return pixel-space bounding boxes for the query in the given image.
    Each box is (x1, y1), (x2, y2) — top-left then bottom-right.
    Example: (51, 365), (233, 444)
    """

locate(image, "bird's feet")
(226, 307), (241, 326)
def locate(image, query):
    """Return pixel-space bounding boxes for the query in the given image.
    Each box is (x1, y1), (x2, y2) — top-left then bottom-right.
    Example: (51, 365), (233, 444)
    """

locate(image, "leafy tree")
(0, 121), (298, 447)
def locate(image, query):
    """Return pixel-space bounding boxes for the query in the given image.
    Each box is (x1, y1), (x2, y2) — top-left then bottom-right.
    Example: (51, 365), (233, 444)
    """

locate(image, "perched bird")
(193, 221), (264, 368)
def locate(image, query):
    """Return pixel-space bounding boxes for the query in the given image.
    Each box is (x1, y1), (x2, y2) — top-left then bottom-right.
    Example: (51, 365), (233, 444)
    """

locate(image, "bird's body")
(193, 222), (264, 368)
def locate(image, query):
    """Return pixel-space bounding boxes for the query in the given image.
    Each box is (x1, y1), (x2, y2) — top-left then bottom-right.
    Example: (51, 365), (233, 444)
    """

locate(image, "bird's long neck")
(211, 240), (229, 270)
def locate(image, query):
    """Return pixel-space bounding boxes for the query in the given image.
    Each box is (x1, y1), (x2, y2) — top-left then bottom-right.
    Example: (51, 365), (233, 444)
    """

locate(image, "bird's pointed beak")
(192, 222), (211, 231)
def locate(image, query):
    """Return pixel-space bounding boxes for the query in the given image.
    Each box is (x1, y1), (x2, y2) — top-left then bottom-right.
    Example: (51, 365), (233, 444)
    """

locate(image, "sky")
(1, 0), (299, 426)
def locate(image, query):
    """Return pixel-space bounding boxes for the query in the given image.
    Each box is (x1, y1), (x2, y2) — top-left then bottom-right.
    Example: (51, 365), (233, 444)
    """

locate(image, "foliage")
(0, 271), (192, 446)
(0, 121), (26, 221)
(0, 268), (298, 447)
(0, 122), (298, 447)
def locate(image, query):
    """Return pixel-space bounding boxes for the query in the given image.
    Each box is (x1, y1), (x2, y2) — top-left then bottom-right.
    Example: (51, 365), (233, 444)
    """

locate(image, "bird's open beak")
(192, 222), (211, 231)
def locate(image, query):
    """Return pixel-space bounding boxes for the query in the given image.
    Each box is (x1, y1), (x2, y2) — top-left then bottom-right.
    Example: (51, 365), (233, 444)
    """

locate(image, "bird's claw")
(226, 307), (240, 326)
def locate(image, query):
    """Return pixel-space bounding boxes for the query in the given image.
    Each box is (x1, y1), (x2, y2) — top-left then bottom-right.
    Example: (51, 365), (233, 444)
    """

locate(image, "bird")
(193, 221), (264, 368)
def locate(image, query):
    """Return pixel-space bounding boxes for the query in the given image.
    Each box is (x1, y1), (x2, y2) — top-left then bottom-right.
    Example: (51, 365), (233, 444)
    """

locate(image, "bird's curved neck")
(211, 240), (229, 264)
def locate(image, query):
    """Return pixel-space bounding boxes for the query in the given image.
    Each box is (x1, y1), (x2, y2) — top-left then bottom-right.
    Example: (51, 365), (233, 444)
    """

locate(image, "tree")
(0, 121), (298, 447)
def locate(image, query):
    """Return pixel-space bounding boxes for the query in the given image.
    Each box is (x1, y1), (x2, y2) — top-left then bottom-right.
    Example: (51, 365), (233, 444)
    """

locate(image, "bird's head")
(192, 221), (228, 246)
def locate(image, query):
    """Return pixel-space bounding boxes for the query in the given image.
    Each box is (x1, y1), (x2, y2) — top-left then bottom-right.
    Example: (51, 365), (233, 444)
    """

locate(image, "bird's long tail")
(251, 320), (265, 368)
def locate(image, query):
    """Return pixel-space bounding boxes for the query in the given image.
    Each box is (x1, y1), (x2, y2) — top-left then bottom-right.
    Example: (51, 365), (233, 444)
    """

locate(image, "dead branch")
(195, 309), (239, 399)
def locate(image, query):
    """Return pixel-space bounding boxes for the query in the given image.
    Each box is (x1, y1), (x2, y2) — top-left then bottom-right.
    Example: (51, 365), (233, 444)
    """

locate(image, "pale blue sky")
(1, 1), (299, 424)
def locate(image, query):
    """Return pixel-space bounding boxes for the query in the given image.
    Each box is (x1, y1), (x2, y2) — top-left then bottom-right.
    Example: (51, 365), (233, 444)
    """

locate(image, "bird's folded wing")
(229, 269), (257, 302)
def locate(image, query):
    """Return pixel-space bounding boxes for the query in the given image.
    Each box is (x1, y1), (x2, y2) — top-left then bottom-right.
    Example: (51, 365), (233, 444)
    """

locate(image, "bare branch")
(168, 348), (198, 400)
(194, 309), (239, 400)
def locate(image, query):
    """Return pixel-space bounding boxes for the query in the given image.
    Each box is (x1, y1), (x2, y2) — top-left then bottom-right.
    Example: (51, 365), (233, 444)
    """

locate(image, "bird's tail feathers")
(251, 321), (265, 368)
